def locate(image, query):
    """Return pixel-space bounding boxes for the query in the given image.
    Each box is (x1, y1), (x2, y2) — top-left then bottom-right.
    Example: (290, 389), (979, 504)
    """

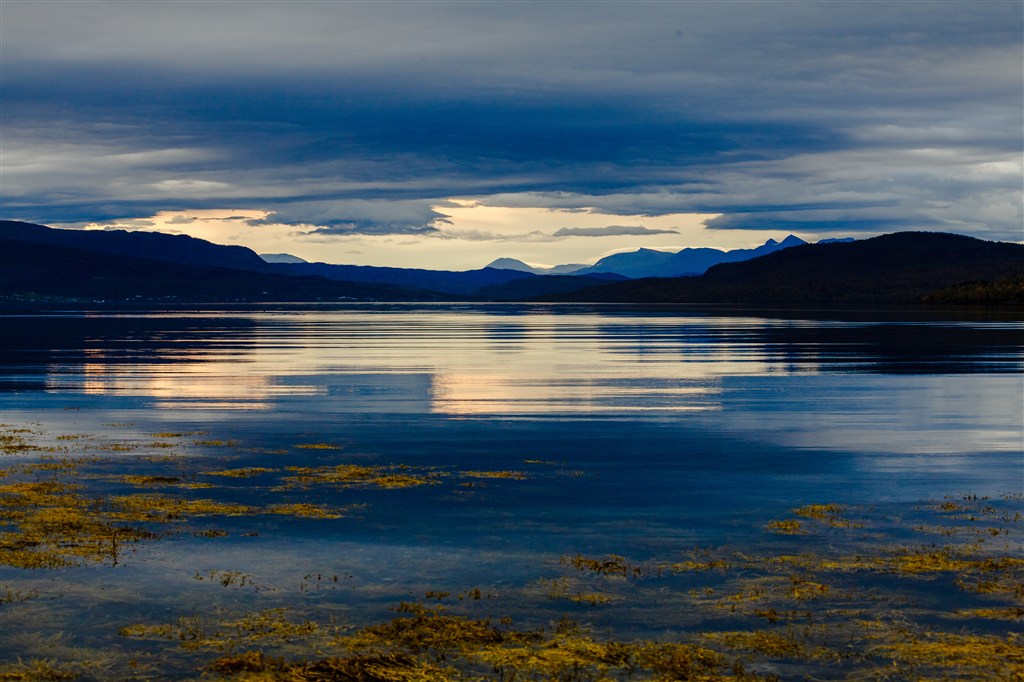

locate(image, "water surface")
(1, 304), (1021, 678)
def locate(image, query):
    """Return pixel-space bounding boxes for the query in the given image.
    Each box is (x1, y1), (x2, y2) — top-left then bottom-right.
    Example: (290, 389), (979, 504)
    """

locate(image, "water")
(1, 303), (1021, 678)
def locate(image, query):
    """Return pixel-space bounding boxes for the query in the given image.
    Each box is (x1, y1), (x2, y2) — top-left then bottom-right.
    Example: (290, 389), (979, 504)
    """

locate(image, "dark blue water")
(1, 304), (1021, 673)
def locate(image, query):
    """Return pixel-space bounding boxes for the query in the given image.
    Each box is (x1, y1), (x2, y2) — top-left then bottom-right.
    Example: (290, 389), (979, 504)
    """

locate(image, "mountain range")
(2, 219), (274, 272)
(552, 232), (1024, 305)
(0, 220), (601, 301)
(484, 235), (813, 278)
(0, 231), (442, 303)
(1, 220), (1020, 304)
(264, 234), (811, 284)
(484, 258), (591, 276)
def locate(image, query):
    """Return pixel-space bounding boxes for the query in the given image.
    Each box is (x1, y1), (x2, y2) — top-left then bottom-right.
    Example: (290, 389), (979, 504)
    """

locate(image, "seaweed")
(2, 424), (1021, 681)
(280, 464), (437, 490)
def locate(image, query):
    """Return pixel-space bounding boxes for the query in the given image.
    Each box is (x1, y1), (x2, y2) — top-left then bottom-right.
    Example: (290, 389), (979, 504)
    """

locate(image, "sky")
(2, 1), (1021, 270)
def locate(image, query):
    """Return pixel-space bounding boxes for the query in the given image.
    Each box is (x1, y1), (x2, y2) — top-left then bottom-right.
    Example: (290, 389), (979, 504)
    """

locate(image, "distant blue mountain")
(260, 253), (308, 264)
(574, 248), (676, 278)
(548, 232), (1024, 304)
(573, 235), (807, 278)
(268, 261), (535, 296)
(7, 221), (1017, 304)
(485, 258), (588, 275)
(0, 220), (630, 301)
(485, 257), (535, 273)
(268, 261), (624, 298)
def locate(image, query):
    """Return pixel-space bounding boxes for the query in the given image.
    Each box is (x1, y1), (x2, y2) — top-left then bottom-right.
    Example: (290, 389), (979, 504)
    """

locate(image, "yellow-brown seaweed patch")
(207, 650), (455, 681)
(875, 632), (1023, 675)
(265, 503), (346, 519)
(705, 629), (810, 659)
(3, 424), (1022, 681)
(0, 658), (80, 681)
(117, 475), (182, 486)
(561, 553), (647, 578)
(120, 608), (330, 653)
(0, 427), (47, 456)
(765, 519), (803, 534)
(203, 467), (274, 478)
(792, 503), (861, 529)
(461, 470), (529, 480)
(281, 464), (436, 490)
(106, 494), (253, 521)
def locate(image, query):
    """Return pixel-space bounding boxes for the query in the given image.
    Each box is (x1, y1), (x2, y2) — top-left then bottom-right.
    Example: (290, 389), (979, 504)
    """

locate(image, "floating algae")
(191, 440), (239, 448)
(264, 502), (351, 519)
(0, 658), (80, 681)
(294, 442), (344, 450)
(279, 464), (439, 490)
(202, 467), (275, 478)
(764, 519), (803, 535)
(1, 423), (1021, 680)
(6, 498), (1023, 680)
(0, 424), (544, 578)
(562, 553), (649, 578)
(460, 470), (529, 480)
(116, 474), (212, 489)
(542, 576), (615, 606)
(0, 427), (425, 571)
(122, 605), (768, 681)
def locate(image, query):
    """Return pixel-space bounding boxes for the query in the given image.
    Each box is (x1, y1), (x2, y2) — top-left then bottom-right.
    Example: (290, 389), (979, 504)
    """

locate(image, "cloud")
(1, 1), (1021, 250)
(98, 219), (155, 230)
(438, 229), (556, 243)
(552, 225), (678, 238)
(149, 179), (233, 194)
(249, 199), (451, 236)
(304, 223), (442, 238)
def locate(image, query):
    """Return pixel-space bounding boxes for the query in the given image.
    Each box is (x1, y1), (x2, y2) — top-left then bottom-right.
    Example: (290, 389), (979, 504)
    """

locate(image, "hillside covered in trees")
(550, 232), (1024, 305)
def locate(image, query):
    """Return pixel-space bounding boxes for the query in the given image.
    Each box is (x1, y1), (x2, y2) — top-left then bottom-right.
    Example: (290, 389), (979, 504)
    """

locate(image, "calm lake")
(1, 304), (1021, 679)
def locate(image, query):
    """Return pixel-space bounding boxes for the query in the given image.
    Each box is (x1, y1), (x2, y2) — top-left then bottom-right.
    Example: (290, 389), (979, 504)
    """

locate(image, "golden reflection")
(56, 311), (798, 415)
(430, 372), (719, 415)
(69, 359), (323, 411)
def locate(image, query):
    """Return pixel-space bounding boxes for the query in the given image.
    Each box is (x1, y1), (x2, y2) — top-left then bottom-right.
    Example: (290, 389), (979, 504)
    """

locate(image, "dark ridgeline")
(267, 261), (537, 296)
(570, 234), (809, 278)
(1, 221), (1021, 304)
(0, 220), (617, 302)
(0, 219), (273, 272)
(0, 220), (447, 302)
(548, 232), (1024, 305)
(0, 236), (454, 302)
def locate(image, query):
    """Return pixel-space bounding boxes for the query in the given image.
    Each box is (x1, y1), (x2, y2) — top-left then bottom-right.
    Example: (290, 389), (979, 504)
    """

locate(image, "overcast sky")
(2, 1), (1021, 268)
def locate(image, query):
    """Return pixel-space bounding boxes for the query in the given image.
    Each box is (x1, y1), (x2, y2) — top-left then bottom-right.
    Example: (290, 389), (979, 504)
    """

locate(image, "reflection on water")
(2, 303), (1019, 528)
(3, 305), (1021, 416)
(2, 306), (1021, 455)
(0, 304), (1021, 678)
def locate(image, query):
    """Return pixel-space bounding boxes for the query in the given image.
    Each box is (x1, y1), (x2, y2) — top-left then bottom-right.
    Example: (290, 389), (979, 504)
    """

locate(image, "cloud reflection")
(14, 307), (1021, 448)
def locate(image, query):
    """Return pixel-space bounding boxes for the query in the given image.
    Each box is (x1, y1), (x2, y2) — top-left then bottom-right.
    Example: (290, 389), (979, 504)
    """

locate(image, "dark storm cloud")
(2, 1), (1021, 239)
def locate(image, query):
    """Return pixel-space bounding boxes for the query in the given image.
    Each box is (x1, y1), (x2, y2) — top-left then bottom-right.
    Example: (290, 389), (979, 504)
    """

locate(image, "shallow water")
(1, 303), (1021, 678)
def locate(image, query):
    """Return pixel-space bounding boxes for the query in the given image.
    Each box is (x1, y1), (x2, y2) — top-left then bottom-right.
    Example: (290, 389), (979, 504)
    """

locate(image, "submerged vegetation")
(0, 423), (1021, 680)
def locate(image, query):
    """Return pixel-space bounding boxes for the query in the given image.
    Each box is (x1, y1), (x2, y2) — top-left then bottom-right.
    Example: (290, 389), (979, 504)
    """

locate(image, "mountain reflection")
(596, 318), (1023, 374)
(0, 306), (1020, 416)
